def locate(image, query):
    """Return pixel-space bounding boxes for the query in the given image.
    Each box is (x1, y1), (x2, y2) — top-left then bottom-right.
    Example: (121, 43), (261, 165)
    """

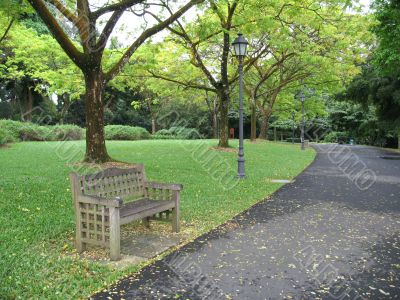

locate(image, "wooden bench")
(69, 164), (182, 260)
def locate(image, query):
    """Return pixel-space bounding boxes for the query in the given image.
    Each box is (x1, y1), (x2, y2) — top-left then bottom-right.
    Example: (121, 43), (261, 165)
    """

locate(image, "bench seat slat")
(120, 199), (175, 225)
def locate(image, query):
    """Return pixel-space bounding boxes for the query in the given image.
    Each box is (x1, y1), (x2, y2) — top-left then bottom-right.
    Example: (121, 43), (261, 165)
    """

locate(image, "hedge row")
(0, 120), (201, 145)
(0, 120), (84, 145)
(0, 120), (155, 145)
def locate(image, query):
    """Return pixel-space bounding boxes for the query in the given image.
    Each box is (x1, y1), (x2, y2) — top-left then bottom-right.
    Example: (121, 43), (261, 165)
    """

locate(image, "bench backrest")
(78, 164), (147, 200)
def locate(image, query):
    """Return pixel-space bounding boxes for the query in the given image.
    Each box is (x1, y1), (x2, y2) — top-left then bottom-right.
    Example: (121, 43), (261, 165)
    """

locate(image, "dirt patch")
(0, 143), (12, 148)
(62, 220), (198, 269)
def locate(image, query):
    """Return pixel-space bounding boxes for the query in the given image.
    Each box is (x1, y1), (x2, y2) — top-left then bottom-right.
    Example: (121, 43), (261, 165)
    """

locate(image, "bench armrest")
(145, 181), (183, 191)
(77, 194), (123, 208)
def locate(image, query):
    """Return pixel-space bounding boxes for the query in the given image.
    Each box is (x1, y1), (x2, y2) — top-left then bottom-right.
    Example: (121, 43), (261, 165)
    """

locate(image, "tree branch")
(46, 0), (78, 24)
(148, 71), (216, 92)
(0, 18), (14, 45)
(105, 0), (204, 82)
(96, 9), (125, 54)
(27, 0), (84, 67)
(92, 0), (146, 19)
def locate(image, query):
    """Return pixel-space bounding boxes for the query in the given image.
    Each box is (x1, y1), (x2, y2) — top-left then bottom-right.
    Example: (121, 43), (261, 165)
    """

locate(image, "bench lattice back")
(80, 165), (147, 200)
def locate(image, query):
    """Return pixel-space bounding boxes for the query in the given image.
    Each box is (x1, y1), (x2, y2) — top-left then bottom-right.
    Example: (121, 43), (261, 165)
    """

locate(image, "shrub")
(0, 128), (17, 145)
(153, 126), (201, 140)
(323, 131), (349, 144)
(0, 119), (23, 140)
(51, 125), (84, 140)
(19, 124), (55, 141)
(169, 126), (200, 139)
(0, 120), (150, 142)
(0, 119), (55, 141)
(152, 129), (175, 140)
(105, 125), (151, 140)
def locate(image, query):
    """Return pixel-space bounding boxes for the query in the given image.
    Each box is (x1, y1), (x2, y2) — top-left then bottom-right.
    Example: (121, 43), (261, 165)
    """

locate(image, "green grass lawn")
(0, 139), (315, 299)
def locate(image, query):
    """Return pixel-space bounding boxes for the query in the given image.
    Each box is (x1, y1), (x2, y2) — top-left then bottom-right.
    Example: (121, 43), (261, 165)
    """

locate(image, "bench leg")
(172, 207), (180, 233)
(109, 207), (121, 261)
(76, 231), (86, 253)
(143, 217), (151, 228)
(172, 191), (180, 233)
(70, 173), (86, 253)
(75, 212), (86, 252)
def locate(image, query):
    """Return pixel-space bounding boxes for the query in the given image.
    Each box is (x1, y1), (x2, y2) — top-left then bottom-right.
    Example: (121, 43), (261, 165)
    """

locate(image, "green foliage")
(345, 65), (400, 127)
(152, 129), (173, 139)
(0, 140), (315, 298)
(156, 101), (212, 137)
(0, 127), (16, 145)
(103, 87), (151, 129)
(0, 120), (84, 142)
(0, 119), (23, 140)
(0, 12), (84, 99)
(372, 0), (400, 73)
(18, 124), (54, 141)
(153, 127), (200, 140)
(51, 125), (84, 141)
(339, 62), (400, 147)
(323, 131), (349, 143)
(105, 125), (151, 141)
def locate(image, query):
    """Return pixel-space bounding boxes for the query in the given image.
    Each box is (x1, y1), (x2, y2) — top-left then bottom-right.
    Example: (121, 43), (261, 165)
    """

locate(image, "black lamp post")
(232, 33), (248, 179)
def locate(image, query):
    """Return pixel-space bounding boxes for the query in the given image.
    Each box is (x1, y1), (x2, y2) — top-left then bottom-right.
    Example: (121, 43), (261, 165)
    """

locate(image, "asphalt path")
(93, 144), (400, 300)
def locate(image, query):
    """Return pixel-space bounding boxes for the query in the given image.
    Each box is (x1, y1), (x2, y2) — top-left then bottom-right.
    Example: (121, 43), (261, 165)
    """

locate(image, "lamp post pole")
(238, 56), (245, 178)
(232, 33), (248, 179)
(300, 89), (305, 151)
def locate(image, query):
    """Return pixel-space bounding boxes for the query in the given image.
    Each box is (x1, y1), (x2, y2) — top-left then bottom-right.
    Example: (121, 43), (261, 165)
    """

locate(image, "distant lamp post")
(232, 33), (248, 179)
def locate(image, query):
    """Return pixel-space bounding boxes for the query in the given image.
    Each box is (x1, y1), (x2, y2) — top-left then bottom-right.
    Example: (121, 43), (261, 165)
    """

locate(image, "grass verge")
(0, 139), (315, 298)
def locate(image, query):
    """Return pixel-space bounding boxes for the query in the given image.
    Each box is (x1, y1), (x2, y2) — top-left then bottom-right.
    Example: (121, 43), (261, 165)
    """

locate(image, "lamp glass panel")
(233, 43), (240, 56)
(240, 43), (248, 56)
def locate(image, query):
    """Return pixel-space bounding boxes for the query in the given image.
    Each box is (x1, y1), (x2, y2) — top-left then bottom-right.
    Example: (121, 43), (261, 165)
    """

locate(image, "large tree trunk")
(83, 69), (110, 163)
(250, 98), (257, 141)
(259, 112), (270, 140)
(218, 91), (229, 147)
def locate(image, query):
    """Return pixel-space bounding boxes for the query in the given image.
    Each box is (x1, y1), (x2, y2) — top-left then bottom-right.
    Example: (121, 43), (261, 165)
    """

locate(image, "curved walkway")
(93, 144), (400, 300)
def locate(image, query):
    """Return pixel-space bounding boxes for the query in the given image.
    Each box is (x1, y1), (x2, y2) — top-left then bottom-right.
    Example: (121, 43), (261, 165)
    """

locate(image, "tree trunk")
(212, 111), (218, 139)
(25, 86), (33, 122)
(218, 92), (229, 147)
(151, 117), (156, 135)
(212, 97), (218, 139)
(259, 111), (270, 140)
(250, 98), (257, 141)
(83, 69), (110, 163)
(59, 93), (70, 125)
